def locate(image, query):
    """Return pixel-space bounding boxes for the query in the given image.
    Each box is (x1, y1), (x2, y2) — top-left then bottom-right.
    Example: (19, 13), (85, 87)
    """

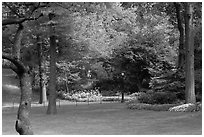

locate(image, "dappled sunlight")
(3, 84), (19, 90)
(2, 84), (20, 94)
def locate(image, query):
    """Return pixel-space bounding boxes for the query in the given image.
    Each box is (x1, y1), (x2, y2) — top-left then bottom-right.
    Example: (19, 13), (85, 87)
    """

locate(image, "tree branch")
(2, 59), (19, 74)
(2, 18), (26, 26)
(2, 53), (27, 75)
(2, 13), (43, 26)
(4, 2), (22, 18)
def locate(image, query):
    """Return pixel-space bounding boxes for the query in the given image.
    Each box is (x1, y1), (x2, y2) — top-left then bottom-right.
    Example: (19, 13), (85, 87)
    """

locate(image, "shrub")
(127, 103), (178, 111)
(100, 90), (118, 96)
(137, 91), (177, 104)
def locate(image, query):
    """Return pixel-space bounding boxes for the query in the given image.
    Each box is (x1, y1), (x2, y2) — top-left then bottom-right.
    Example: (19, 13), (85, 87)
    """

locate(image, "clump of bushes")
(127, 103), (178, 111)
(137, 91), (177, 104)
(100, 90), (118, 96)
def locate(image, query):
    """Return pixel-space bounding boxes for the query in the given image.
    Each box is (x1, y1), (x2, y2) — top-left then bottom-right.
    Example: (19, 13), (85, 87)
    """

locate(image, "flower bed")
(57, 89), (102, 102)
(58, 90), (134, 102)
(169, 103), (202, 112)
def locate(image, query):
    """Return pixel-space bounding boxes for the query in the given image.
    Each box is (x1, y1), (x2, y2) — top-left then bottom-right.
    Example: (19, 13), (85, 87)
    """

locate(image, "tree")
(3, 54), (33, 135)
(2, 2), (46, 134)
(36, 35), (44, 104)
(47, 12), (57, 114)
(174, 2), (185, 69)
(184, 2), (196, 103)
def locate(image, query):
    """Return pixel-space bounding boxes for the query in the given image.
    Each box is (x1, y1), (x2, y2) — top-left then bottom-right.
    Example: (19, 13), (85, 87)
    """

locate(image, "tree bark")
(15, 72), (33, 135)
(47, 13), (57, 114)
(2, 54), (33, 135)
(184, 3), (196, 104)
(2, 18), (27, 26)
(37, 36), (43, 104)
(12, 23), (24, 60)
(47, 34), (57, 114)
(174, 2), (185, 69)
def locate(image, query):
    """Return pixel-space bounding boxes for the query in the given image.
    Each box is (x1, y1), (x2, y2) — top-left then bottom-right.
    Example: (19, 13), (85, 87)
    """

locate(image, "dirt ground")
(2, 102), (202, 135)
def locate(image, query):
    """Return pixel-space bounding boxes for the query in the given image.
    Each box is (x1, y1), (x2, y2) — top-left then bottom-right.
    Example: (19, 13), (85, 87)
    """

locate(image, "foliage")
(98, 88), (118, 96)
(137, 91), (177, 104)
(152, 68), (202, 102)
(127, 103), (178, 111)
(2, 2), (202, 108)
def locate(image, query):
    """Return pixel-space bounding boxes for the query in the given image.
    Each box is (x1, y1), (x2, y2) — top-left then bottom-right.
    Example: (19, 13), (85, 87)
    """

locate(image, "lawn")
(2, 102), (202, 135)
(2, 68), (202, 135)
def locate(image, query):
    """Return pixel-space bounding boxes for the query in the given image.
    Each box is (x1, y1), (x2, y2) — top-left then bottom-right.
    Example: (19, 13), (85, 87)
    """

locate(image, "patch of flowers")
(57, 89), (102, 102)
(169, 103), (202, 112)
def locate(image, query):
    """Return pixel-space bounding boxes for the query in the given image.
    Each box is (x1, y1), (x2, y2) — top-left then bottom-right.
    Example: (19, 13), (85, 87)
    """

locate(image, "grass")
(2, 69), (202, 135)
(2, 102), (202, 135)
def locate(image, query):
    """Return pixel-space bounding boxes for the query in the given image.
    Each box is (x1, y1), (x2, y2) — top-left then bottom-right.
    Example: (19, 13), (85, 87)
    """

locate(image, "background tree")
(184, 2), (196, 103)
(46, 12), (58, 114)
(174, 2), (185, 69)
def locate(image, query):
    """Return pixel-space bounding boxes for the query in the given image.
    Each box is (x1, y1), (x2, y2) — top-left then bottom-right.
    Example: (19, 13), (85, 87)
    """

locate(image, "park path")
(2, 102), (202, 135)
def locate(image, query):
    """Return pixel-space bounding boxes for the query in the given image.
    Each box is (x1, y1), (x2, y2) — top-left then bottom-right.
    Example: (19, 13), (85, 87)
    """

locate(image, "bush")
(127, 103), (178, 111)
(137, 91), (177, 104)
(100, 90), (118, 96)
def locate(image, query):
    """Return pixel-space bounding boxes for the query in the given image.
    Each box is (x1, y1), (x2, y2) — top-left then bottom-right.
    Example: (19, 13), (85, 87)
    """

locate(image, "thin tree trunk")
(65, 73), (69, 93)
(37, 36), (43, 104)
(121, 92), (124, 103)
(184, 2), (196, 104)
(174, 2), (185, 69)
(47, 13), (57, 114)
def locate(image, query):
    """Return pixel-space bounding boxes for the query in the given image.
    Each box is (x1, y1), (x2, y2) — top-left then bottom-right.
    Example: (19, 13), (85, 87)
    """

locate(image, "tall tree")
(47, 12), (57, 114)
(184, 2), (196, 103)
(174, 2), (185, 69)
(37, 35), (44, 104)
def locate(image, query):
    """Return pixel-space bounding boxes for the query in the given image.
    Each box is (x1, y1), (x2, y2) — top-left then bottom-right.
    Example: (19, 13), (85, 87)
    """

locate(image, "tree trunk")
(47, 34), (57, 114)
(12, 23), (23, 60)
(184, 3), (196, 104)
(174, 2), (185, 69)
(37, 36), (43, 104)
(47, 13), (57, 114)
(121, 92), (124, 103)
(15, 72), (33, 135)
(65, 73), (69, 93)
(3, 20), (34, 134)
(3, 53), (34, 135)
